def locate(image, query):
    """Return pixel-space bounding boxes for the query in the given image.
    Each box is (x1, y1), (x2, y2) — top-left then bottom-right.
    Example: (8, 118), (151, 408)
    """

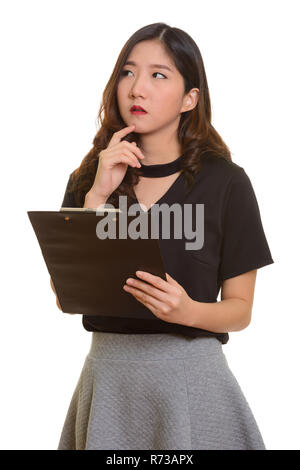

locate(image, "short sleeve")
(218, 167), (274, 282)
(60, 173), (77, 208)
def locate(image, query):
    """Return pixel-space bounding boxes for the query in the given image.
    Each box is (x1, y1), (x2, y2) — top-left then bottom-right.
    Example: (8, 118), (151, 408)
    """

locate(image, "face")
(117, 39), (198, 135)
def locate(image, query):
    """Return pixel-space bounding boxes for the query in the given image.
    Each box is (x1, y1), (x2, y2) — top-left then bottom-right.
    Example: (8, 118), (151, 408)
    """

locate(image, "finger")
(108, 125), (136, 147)
(118, 149), (141, 167)
(125, 278), (169, 303)
(109, 147), (140, 168)
(123, 141), (145, 160)
(124, 284), (167, 312)
(165, 272), (180, 286)
(135, 271), (174, 293)
(112, 155), (139, 168)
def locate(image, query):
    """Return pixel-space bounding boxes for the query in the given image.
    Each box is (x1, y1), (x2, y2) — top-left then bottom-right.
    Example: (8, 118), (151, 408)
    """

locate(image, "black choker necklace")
(139, 154), (184, 178)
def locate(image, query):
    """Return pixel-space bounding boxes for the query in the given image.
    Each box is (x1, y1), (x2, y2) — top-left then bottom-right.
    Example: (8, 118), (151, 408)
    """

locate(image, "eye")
(153, 72), (167, 79)
(120, 70), (167, 79)
(121, 70), (133, 77)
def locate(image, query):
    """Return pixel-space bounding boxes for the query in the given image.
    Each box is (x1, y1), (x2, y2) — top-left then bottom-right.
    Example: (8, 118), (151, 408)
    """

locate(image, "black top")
(60, 154), (274, 344)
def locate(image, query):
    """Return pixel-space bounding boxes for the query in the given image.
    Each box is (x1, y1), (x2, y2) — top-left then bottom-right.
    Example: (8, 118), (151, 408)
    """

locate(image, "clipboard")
(27, 208), (167, 320)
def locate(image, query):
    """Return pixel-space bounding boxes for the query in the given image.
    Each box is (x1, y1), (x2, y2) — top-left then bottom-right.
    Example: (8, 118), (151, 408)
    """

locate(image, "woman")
(55, 22), (274, 450)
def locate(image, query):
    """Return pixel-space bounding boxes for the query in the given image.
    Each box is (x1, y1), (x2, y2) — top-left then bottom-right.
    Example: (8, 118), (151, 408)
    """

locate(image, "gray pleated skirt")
(57, 332), (266, 450)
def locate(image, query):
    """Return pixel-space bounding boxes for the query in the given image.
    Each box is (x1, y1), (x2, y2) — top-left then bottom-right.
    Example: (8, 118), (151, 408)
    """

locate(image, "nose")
(129, 74), (147, 99)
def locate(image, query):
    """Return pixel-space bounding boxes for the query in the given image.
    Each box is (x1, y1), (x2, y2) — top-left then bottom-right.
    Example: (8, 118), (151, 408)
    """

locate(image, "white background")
(0, 0), (299, 450)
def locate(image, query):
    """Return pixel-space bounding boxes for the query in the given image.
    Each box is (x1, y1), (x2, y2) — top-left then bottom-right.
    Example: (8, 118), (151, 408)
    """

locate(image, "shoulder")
(198, 153), (246, 185)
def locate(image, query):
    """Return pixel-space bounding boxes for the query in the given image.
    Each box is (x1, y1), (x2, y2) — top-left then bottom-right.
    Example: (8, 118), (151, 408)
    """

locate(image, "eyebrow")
(124, 60), (173, 72)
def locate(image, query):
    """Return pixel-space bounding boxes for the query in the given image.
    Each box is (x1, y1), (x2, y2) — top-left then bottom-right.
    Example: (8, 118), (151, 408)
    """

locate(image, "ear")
(182, 88), (200, 113)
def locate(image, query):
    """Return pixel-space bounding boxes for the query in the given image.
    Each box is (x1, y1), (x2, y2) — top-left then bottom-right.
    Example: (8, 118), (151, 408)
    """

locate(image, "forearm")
(187, 298), (252, 333)
(83, 190), (107, 209)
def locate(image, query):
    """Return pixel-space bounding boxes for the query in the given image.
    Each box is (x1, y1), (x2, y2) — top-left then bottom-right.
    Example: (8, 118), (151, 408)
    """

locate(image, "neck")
(138, 123), (182, 165)
(141, 153), (181, 165)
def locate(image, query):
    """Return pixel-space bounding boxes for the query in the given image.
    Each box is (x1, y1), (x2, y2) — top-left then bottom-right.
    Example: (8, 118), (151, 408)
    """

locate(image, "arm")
(187, 270), (257, 332)
(50, 276), (62, 311)
(83, 189), (107, 209)
(50, 190), (107, 310)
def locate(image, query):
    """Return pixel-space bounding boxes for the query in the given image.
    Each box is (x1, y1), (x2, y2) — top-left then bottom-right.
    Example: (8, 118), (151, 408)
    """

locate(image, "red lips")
(130, 105), (147, 112)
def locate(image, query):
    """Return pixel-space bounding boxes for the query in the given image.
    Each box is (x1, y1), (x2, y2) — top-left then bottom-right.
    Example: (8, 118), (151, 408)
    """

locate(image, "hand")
(50, 277), (62, 311)
(88, 124), (145, 201)
(123, 271), (194, 327)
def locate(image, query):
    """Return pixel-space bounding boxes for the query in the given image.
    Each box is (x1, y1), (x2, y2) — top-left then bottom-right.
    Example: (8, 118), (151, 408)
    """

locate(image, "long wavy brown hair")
(67, 22), (232, 208)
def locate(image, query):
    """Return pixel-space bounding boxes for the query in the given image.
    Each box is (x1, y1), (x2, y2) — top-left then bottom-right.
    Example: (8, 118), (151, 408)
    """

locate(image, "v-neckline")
(133, 171), (184, 214)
